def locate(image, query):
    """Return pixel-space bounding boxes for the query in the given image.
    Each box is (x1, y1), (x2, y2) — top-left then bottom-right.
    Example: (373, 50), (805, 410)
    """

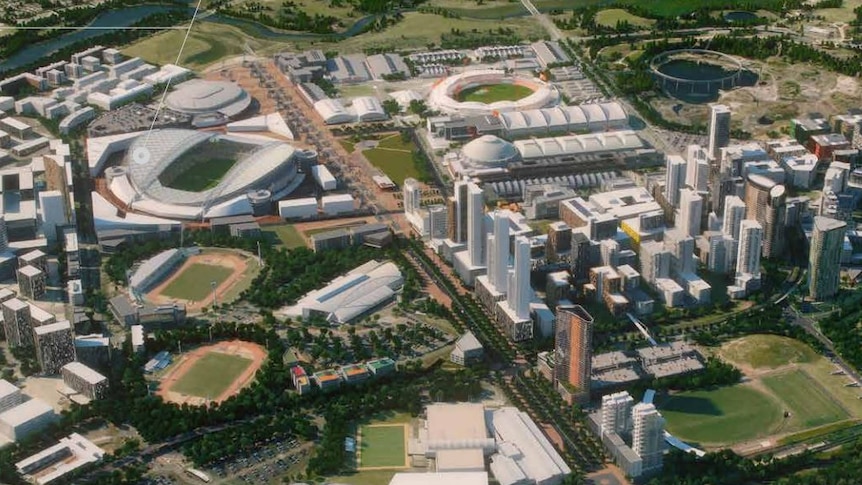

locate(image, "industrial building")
(499, 102), (627, 137)
(487, 407), (571, 485)
(284, 260), (403, 324)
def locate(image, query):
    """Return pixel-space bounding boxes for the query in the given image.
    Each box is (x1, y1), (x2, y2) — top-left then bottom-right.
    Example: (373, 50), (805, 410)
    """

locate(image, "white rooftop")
(0, 398), (54, 427)
(33, 320), (71, 336)
(61, 362), (106, 385)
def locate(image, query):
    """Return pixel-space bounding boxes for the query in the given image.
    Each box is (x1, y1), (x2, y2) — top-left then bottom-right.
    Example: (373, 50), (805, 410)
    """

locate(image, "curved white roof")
(313, 98), (353, 124)
(353, 96), (387, 121)
(499, 102), (627, 135)
(286, 260), (404, 324)
(112, 129), (300, 219)
(165, 80), (251, 117)
(514, 130), (643, 159)
(462, 135), (519, 165)
(429, 69), (560, 116)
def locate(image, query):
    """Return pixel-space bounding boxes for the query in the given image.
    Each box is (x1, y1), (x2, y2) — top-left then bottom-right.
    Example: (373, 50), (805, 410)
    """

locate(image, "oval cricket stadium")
(428, 69), (560, 116)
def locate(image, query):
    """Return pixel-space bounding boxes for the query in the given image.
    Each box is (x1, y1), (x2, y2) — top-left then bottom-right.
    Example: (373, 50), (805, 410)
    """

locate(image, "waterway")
(0, 3), (382, 72)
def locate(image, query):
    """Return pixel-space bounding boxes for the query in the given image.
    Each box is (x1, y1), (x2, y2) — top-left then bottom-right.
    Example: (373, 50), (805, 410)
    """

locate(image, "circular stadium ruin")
(649, 49), (757, 102)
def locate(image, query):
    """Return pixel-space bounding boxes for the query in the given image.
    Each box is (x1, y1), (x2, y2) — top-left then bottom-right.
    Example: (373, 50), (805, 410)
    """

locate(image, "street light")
(211, 280), (217, 309)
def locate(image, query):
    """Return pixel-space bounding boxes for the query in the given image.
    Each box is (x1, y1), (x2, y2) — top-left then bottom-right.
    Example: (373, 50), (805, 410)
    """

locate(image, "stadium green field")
(163, 158), (237, 192)
(457, 83), (534, 104)
(762, 370), (848, 428)
(170, 352), (252, 398)
(359, 425), (407, 468)
(721, 334), (817, 369)
(161, 263), (234, 301)
(658, 385), (783, 444)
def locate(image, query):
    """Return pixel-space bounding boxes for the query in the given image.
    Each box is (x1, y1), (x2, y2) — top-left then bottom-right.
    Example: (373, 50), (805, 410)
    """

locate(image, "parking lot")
(208, 437), (309, 484)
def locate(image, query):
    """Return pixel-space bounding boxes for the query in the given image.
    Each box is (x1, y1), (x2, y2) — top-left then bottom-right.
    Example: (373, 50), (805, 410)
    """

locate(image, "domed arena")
(428, 69), (560, 116)
(462, 135), (520, 168)
(107, 129), (307, 220)
(165, 79), (253, 117)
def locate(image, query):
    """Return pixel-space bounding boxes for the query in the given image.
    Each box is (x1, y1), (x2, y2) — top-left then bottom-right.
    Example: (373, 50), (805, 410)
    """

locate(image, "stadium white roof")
(514, 130), (643, 159)
(91, 191), (180, 230)
(462, 135), (519, 165)
(165, 80), (251, 117)
(285, 260), (403, 324)
(389, 472), (488, 485)
(500, 102), (626, 134)
(117, 129), (299, 218)
(129, 248), (179, 290)
(488, 407), (571, 485)
(61, 362), (106, 385)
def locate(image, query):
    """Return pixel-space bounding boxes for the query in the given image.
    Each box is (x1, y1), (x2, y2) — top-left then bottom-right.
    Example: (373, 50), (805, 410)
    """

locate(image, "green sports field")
(163, 158), (238, 192)
(457, 84), (534, 104)
(362, 134), (422, 185)
(170, 352), (252, 398)
(762, 370), (848, 428)
(359, 425), (406, 468)
(721, 334), (817, 369)
(658, 385), (783, 444)
(161, 263), (234, 301)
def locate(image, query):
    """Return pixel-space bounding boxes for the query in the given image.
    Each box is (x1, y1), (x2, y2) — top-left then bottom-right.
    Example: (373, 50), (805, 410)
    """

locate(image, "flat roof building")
(488, 407), (571, 485)
(61, 362), (108, 400)
(0, 399), (56, 441)
(15, 433), (105, 484)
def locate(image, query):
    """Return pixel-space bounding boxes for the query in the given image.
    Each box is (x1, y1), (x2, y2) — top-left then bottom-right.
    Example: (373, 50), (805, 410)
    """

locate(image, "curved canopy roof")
(165, 80), (252, 117)
(462, 135), (519, 165)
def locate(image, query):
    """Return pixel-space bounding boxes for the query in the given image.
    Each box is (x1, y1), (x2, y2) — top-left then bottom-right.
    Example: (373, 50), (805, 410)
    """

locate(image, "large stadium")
(107, 129), (315, 220)
(428, 69), (560, 116)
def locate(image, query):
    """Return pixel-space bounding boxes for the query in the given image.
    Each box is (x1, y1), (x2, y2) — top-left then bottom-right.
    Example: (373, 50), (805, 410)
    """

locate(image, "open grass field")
(262, 224), (306, 249)
(595, 9), (656, 28)
(721, 334), (817, 369)
(361, 134), (420, 185)
(657, 385), (784, 445)
(170, 352), (253, 399)
(161, 263), (234, 301)
(163, 158), (237, 192)
(359, 424), (407, 469)
(123, 22), (279, 70)
(457, 83), (534, 103)
(762, 370), (848, 428)
(305, 12), (545, 52)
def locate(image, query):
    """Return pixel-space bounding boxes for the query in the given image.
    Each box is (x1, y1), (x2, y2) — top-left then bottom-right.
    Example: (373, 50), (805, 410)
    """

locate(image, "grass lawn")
(457, 83), (534, 103)
(657, 385), (783, 444)
(362, 147), (418, 185)
(762, 370), (848, 428)
(161, 263), (234, 301)
(376, 133), (414, 151)
(162, 158), (237, 192)
(721, 334), (817, 369)
(339, 140), (356, 153)
(305, 12), (544, 52)
(359, 425), (406, 468)
(595, 8), (656, 28)
(170, 352), (252, 398)
(123, 22), (278, 70)
(262, 224), (306, 249)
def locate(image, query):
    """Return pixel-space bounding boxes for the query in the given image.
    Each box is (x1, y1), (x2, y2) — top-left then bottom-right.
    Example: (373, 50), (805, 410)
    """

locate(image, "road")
(520, 0), (563, 41)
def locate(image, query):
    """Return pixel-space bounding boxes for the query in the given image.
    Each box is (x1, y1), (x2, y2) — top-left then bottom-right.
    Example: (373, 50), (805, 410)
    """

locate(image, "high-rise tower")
(466, 182), (485, 267)
(632, 403), (665, 472)
(553, 305), (594, 402)
(665, 155), (686, 207)
(707, 104), (731, 161)
(809, 216), (846, 301)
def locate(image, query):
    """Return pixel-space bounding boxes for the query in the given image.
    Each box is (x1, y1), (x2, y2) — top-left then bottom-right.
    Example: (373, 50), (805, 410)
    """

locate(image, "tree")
(382, 98), (400, 115)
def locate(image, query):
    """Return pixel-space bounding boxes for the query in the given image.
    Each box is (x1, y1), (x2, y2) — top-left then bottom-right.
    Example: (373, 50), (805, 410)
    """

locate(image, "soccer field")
(170, 352), (252, 399)
(457, 83), (534, 103)
(658, 385), (784, 444)
(359, 425), (406, 468)
(163, 158), (238, 192)
(762, 370), (848, 428)
(161, 263), (234, 301)
(721, 334), (817, 369)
